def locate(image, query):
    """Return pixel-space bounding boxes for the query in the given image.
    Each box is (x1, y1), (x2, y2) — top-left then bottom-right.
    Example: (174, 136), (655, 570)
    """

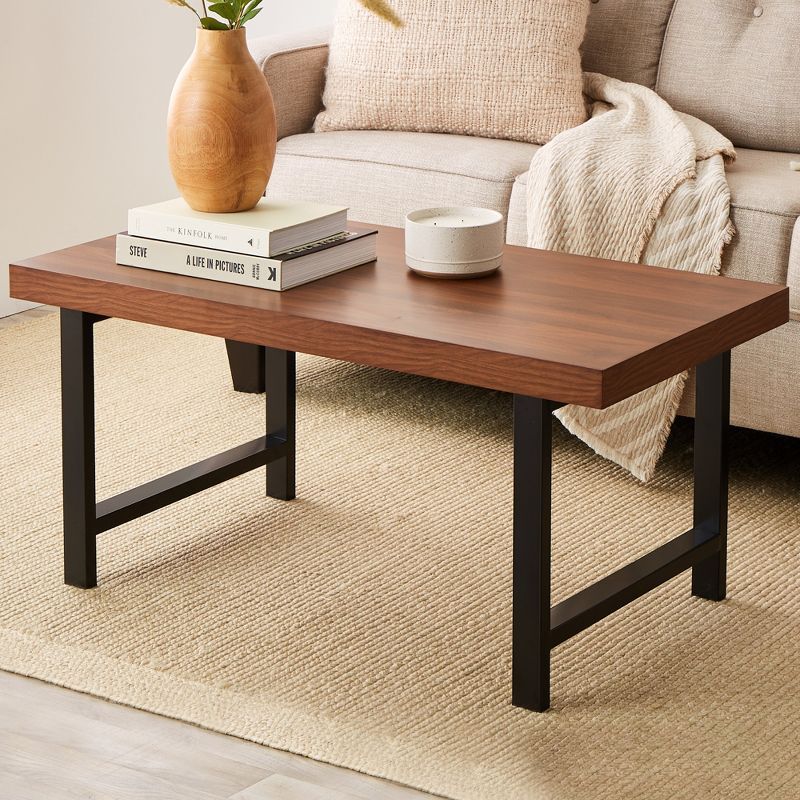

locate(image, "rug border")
(0, 625), (483, 800)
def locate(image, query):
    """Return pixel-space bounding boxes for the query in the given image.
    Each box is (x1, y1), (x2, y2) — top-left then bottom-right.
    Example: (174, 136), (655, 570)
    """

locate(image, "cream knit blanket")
(527, 72), (736, 482)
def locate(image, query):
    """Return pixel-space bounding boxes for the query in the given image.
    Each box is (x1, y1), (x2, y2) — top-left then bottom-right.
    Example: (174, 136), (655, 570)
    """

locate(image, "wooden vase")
(167, 28), (277, 213)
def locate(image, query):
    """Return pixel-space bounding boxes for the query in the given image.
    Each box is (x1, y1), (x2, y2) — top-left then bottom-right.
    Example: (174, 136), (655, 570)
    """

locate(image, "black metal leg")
(225, 340), (266, 393)
(266, 348), (296, 501)
(512, 359), (730, 709)
(61, 309), (98, 588)
(692, 351), (730, 601)
(59, 315), (295, 588)
(512, 395), (553, 712)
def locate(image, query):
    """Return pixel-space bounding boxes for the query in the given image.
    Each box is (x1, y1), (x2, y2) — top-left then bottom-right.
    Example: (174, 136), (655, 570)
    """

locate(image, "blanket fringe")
(554, 374), (688, 484)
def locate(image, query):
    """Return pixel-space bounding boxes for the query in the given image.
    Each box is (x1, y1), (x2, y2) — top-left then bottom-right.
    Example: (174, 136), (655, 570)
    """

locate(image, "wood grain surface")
(9, 226), (789, 408)
(167, 28), (277, 213)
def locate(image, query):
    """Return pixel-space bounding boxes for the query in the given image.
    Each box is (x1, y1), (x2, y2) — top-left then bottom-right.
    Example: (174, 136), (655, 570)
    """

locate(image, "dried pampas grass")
(357, 0), (403, 27)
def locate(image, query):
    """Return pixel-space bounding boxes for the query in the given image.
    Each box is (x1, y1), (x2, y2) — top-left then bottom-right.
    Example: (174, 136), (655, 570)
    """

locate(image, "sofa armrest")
(248, 27), (331, 140)
(789, 218), (800, 322)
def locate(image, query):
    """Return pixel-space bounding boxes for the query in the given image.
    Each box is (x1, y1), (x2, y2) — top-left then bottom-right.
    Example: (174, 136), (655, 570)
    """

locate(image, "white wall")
(0, 0), (337, 318)
(249, 0), (336, 37)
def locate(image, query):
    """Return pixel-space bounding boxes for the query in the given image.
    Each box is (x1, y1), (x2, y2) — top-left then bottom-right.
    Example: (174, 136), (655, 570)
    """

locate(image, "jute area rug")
(1, 314), (798, 800)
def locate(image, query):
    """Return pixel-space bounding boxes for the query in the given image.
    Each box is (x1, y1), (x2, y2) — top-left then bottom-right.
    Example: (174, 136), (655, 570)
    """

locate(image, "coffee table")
(9, 225), (789, 711)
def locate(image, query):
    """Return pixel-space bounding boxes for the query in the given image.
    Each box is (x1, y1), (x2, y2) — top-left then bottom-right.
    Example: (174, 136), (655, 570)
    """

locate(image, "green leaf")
(200, 15), (230, 29)
(208, 2), (237, 21)
(241, 0), (262, 16)
(238, 5), (262, 26)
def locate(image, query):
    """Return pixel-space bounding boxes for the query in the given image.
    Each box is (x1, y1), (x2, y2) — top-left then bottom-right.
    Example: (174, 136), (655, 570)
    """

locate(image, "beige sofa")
(249, 0), (800, 438)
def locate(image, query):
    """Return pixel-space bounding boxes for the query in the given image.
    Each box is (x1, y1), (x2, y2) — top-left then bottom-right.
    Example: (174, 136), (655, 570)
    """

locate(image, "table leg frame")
(60, 309), (296, 589)
(225, 340), (266, 394)
(512, 352), (731, 711)
(60, 309), (730, 712)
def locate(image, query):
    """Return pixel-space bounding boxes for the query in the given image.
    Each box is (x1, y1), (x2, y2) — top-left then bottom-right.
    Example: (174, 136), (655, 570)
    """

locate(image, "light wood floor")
(0, 306), (437, 800)
(0, 671), (436, 800)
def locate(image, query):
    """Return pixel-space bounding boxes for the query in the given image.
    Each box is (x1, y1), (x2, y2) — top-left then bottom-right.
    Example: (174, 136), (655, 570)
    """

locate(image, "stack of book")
(116, 198), (378, 291)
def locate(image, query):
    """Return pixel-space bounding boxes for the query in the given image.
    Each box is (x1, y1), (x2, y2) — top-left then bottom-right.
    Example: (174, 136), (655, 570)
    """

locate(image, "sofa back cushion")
(656, 0), (800, 153)
(315, 0), (591, 145)
(581, 0), (675, 89)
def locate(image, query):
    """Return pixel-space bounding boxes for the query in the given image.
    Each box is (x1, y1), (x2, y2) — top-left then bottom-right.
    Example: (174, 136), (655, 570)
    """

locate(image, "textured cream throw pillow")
(315, 0), (591, 145)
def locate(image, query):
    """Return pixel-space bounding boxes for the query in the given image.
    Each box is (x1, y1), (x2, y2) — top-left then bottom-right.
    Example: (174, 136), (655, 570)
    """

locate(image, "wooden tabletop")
(9, 225), (789, 408)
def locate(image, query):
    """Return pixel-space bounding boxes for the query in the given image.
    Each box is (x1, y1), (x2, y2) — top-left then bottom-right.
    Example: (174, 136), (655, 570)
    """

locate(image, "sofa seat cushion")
(267, 131), (540, 228)
(726, 148), (800, 218)
(508, 147), (800, 286)
(722, 148), (800, 287)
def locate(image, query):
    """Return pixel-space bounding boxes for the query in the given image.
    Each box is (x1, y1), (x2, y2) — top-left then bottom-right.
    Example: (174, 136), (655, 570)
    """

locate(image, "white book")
(116, 230), (378, 291)
(128, 198), (348, 257)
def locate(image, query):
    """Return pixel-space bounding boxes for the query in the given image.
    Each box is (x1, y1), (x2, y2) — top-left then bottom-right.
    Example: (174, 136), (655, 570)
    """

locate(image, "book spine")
(116, 235), (283, 290)
(127, 210), (270, 257)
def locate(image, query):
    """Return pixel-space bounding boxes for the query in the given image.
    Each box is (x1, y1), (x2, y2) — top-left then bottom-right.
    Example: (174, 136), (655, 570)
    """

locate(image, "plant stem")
(201, 0), (208, 17)
(184, 1), (204, 24)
